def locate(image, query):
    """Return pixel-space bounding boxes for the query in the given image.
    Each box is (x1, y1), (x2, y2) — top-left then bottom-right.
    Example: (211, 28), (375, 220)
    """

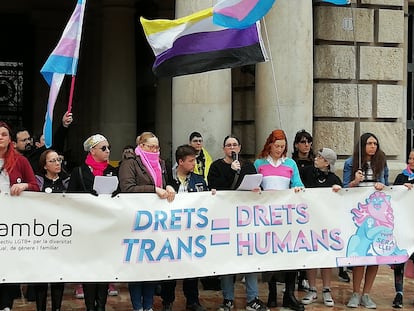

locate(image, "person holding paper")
(67, 133), (117, 311)
(254, 129), (304, 311)
(119, 131), (175, 311)
(207, 135), (268, 311)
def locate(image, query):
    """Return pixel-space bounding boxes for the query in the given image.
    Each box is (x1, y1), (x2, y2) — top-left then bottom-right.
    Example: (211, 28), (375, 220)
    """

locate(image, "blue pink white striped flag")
(213, 0), (276, 29)
(322, 0), (350, 4)
(40, 0), (86, 148)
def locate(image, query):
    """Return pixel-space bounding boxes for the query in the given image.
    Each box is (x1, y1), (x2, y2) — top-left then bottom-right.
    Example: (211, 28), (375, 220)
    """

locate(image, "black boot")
(267, 281), (277, 307)
(282, 271), (304, 311)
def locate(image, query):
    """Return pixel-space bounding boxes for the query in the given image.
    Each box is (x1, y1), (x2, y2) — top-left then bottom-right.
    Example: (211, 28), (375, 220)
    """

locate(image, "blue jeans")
(221, 273), (258, 303)
(128, 282), (155, 310)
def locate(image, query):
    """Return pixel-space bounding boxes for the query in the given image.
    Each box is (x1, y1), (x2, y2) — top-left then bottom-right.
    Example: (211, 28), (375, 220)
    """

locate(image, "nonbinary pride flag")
(40, 0), (86, 148)
(140, 7), (268, 78)
(213, 0), (276, 29)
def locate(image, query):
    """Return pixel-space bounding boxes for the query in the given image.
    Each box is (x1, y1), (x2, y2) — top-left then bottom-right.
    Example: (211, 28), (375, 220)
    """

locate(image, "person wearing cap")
(299, 148), (342, 307)
(67, 133), (118, 311)
(188, 132), (212, 182)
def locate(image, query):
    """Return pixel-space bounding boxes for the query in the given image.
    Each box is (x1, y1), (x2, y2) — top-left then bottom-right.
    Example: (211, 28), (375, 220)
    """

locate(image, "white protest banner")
(0, 186), (412, 282)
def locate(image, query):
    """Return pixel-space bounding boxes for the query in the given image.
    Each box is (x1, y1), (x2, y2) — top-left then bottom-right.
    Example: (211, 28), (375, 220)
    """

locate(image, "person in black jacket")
(207, 135), (268, 311)
(34, 149), (70, 311)
(390, 149), (414, 308)
(67, 134), (118, 311)
(300, 148), (342, 307)
(160, 145), (208, 311)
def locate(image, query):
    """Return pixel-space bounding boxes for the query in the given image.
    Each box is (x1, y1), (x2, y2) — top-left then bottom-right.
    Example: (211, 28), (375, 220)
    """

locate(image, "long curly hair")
(258, 129), (287, 159)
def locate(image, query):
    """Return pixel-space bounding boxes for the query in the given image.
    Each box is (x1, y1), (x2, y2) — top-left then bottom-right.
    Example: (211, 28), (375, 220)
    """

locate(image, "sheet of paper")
(93, 176), (119, 194)
(236, 173), (263, 191)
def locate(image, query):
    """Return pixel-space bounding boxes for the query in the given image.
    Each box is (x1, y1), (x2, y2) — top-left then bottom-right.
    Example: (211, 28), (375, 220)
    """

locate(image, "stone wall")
(313, 0), (406, 182)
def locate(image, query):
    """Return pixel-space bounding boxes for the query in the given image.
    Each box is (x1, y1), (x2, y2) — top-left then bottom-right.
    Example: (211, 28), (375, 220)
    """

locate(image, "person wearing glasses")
(343, 132), (388, 309)
(254, 129), (304, 311)
(292, 130), (314, 171)
(188, 132), (212, 182)
(208, 135), (268, 311)
(67, 134), (117, 311)
(299, 148), (342, 307)
(0, 121), (40, 311)
(292, 130), (350, 284)
(291, 130), (314, 290)
(119, 131), (175, 311)
(33, 149), (70, 311)
(12, 112), (73, 174)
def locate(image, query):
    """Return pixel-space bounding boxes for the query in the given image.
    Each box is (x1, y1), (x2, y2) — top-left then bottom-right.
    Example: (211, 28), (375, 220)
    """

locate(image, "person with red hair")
(254, 129), (304, 311)
(0, 121), (39, 311)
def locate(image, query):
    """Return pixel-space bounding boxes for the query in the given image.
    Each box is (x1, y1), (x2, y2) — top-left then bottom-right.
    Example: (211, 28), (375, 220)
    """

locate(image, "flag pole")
(68, 75), (76, 113)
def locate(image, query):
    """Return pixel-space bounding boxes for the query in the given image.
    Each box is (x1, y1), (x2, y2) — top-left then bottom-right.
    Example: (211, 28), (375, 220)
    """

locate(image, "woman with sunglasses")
(67, 134), (118, 311)
(119, 131), (175, 311)
(33, 149), (70, 311)
(292, 130), (314, 170)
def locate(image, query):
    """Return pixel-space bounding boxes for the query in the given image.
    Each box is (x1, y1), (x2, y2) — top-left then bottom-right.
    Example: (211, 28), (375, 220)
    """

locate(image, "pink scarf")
(135, 146), (162, 187)
(85, 153), (108, 176)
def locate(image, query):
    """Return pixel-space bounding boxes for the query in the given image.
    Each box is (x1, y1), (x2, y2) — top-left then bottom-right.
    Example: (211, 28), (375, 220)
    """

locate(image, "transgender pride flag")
(40, 0), (86, 148)
(213, 0), (276, 29)
(322, 0), (350, 4)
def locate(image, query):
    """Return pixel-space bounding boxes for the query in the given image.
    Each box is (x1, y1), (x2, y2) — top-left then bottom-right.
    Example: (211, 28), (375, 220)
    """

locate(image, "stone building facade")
(312, 0), (407, 180)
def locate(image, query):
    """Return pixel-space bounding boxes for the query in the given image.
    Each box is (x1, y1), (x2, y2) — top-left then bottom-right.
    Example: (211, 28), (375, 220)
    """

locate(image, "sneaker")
(360, 294), (376, 309)
(301, 288), (317, 305)
(338, 269), (351, 282)
(144, 309), (153, 311)
(322, 288), (334, 307)
(347, 292), (360, 308)
(217, 299), (234, 311)
(74, 284), (84, 299)
(108, 283), (118, 296)
(136, 308), (143, 311)
(187, 303), (206, 311)
(162, 303), (173, 311)
(392, 292), (403, 308)
(298, 278), (309, 291)
(246, 298), (269, 311)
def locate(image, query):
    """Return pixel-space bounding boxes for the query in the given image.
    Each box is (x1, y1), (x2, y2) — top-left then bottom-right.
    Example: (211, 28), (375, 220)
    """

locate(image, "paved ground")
(12, 266), (414, 310)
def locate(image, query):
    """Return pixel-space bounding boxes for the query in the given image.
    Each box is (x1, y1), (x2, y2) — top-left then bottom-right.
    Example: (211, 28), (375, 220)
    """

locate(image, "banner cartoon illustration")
(0, 187), (413, 283)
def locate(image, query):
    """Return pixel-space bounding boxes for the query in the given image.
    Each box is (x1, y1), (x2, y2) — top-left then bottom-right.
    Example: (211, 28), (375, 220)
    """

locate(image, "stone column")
(255, 0), (313, 150)
(100, 0), (137, 158)
(172, 0), (232, 160)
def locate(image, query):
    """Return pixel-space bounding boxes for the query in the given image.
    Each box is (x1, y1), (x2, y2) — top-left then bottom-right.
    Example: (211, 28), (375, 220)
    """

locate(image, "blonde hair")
(136, 132), (156, 145)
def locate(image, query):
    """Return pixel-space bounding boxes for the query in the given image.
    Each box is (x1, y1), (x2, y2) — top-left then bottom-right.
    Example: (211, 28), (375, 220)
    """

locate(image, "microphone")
(231, 151), (240, 173)
(231, 151), (237, 161)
